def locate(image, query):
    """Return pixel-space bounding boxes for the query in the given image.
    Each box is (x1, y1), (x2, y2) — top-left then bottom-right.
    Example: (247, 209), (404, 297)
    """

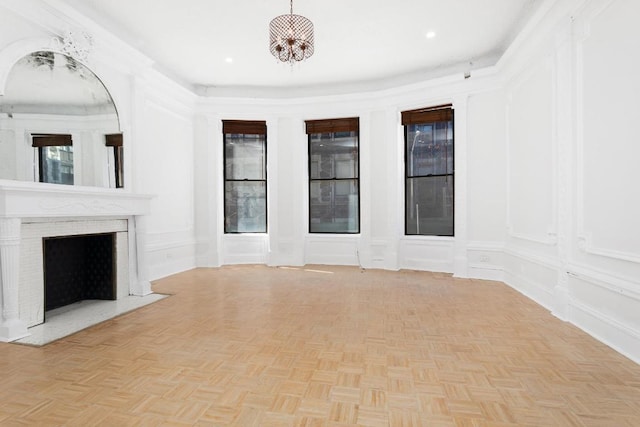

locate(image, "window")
(106, 133), (124, 188)
(32, 134), (74, 185)
(402, 105), (454, 236)
(305, 117), (359, 233)
(223, 120), (267, 233)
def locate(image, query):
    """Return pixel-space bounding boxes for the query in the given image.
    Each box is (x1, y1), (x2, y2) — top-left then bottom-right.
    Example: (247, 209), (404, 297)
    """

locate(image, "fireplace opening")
(43, 233), (116, 313)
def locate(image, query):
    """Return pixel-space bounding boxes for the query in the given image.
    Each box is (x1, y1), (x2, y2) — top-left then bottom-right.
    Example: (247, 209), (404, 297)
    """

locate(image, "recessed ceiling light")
(225, 57), (233, 63)
(426, 31), (436, 39)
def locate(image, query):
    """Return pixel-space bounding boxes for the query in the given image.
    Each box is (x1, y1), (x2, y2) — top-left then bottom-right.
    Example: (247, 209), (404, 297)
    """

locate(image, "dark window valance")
(31, 134), (72, 147)
(401, 104), (453, 125)
(105, 133), (123, 147)
(305, 117), (359, 134)
(222, 120), (267, 135)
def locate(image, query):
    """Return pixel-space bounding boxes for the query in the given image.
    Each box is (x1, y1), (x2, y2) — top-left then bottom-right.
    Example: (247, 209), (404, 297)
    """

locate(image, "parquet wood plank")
(1, 265), (639, 425)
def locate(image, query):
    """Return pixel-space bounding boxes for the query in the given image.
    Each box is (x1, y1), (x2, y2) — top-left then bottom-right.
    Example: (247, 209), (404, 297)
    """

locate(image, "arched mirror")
(0, 51), (122, 188)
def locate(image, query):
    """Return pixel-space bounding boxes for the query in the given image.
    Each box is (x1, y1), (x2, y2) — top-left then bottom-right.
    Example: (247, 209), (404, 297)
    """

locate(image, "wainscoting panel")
(397, 238), (454, 273)
(304, 236), (359, 266)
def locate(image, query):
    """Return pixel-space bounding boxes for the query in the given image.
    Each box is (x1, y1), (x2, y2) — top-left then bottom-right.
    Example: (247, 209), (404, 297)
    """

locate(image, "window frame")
(222, 120), (268, 234)
(402, 105), (455, 237)
(305, 117), (360, 234)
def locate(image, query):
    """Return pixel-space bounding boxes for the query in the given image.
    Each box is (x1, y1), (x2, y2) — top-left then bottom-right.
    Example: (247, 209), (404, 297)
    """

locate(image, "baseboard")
(569, 300), (640, 364)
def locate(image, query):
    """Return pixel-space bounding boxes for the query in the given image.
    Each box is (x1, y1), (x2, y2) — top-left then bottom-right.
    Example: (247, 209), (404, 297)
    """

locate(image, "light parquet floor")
(1, 265), (639, 426)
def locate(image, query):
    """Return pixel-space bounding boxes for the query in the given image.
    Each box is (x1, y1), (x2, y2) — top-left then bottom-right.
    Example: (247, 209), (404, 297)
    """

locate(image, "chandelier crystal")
(269, 0), (314, 63)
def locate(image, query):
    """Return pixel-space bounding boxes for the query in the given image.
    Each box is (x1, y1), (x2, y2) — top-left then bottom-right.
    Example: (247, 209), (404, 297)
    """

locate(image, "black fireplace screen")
(43, 233), (116, 312)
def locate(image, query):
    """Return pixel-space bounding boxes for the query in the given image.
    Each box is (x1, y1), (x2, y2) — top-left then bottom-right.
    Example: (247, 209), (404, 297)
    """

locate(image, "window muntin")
(223, 121), (267, 233)
(306, 118), (360, 234)
(403, 106), (454, 236)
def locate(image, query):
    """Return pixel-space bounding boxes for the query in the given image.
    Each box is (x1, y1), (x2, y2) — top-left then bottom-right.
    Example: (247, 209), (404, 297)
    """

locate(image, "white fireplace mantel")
(0, 180), (152, 218)
(0, 179), (154, 342)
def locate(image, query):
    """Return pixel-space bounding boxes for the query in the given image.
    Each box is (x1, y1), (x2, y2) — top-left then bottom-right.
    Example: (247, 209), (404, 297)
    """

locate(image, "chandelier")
(269, 0), (314, 63)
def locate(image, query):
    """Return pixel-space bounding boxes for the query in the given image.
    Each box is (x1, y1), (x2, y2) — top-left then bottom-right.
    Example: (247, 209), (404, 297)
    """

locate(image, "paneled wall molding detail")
(506, 227), (558, 246)
(398, 238), (455, 273)
(466, 242), (505, 252)
(304, 236), (360, 266)
(568, 266), (640, 303)
(574, 0), (639, 266)
(222, 235), (269, 265)
(0, 218), (29, 342)
(568, 263), (640, 302)
(505, 56), (558, 247)
(466, 243), (505, 276)
(552, 16), (574, 322)
(504, 246), (561, 270)
(145, 238), (198, 253)
(576, 234), (640, 264)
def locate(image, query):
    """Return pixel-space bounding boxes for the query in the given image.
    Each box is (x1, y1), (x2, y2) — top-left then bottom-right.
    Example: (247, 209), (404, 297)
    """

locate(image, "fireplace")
(0, 180), (154, 342)
(44, 233), (116, 312)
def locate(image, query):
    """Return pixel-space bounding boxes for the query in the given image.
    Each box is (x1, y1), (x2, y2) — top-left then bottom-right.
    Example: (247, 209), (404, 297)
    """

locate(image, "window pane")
(40, 146), (74, 185)
(225, 181), (266, 233)
(406, 122), (453, 177)
(309, 132), (358, 179)
(225, 134), (266, 180)
(406, 176), (453, 236)
(310, 180), (359, 233)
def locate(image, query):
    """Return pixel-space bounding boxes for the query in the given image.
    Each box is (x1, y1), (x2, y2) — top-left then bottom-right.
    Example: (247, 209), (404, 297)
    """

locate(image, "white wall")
(466, 89), (507, 280)
(134, 85), (196, 280)
(2, 0), (639, 363)
(192, 0), (640, 363)
(500, 0), (640, 362)
(194, 84), (496, 274)
(0, 1), (198, 283)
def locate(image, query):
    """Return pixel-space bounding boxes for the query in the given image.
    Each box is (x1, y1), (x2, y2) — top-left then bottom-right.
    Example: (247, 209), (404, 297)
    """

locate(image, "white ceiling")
(59, 0), (544, 95)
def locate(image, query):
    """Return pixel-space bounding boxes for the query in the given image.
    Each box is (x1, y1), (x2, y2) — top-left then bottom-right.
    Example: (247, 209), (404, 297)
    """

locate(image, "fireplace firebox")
(43, 233), (116, 312)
